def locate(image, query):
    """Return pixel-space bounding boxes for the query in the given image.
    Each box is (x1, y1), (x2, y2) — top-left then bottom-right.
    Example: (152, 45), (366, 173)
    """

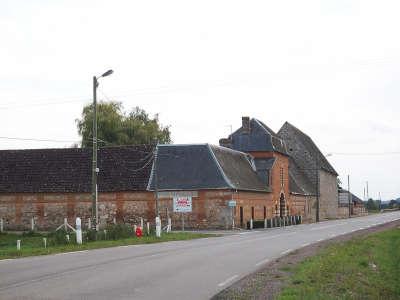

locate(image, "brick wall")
(248, 151), (290, 217)
(289, 194), (316, 223)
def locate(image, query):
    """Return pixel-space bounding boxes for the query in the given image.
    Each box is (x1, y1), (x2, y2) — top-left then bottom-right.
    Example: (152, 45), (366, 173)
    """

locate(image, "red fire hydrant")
(135, 226), (143, 238)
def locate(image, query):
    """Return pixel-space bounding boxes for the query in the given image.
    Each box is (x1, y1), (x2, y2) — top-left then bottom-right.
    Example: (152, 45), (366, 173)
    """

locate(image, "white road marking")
(281, 249), (293, 255)
(218, 275), (238, 287)
(255, 258), (270, 267)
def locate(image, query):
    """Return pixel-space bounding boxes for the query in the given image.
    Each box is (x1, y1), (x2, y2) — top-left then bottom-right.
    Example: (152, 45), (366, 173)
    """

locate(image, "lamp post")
(92, 69), (113, 231)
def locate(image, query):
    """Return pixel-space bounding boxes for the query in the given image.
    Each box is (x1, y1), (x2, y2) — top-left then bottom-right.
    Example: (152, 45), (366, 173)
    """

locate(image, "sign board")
(227, 200), (237, 207)
(173, 196), (192, 213)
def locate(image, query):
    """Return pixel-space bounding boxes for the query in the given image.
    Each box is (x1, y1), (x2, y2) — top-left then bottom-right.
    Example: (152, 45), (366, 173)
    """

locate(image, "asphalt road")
(1, 211), (399, 300)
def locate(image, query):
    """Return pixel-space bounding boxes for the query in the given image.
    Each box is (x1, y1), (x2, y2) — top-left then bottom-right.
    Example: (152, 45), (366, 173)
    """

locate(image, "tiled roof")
(148, 144), (269, 192)
(0, 145), (154, 193)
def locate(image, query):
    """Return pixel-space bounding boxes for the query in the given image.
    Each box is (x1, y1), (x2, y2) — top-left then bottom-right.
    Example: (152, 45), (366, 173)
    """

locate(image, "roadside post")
(0, 218), (3, 233)
(155, 217), (161, 237)
(76, 217), (82, 245)
(43, 237), (47, 248)
(31, 217), (35, 231)
(250, 218), (253, 230)
(88, 218), (91, 230)
(173, 196), (192, 231)
(17, 240), (21, 251)
(146, 222), (150, 235)
(140, 217), (144, 230)
(264, 218), (267, 229)
(167, 218), (172, 233)
(227, 200), (236, 230)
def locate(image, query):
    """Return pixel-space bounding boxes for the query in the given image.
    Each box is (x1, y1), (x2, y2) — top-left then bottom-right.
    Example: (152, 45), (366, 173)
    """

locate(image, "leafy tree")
(76, 101), (171, 147)
(366, 198), (378, 211)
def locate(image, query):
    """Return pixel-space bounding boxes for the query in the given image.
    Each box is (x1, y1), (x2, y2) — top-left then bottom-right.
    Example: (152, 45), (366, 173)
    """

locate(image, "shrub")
(105, 224), (134, 240)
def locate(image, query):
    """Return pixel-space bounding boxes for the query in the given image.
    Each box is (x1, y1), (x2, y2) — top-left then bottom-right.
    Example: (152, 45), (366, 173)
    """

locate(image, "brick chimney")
(242, 116), (251, 133)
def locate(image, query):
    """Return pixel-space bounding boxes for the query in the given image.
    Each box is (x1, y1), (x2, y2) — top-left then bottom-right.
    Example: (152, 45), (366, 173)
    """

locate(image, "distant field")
(278, 227), (400, 299)
(0, 231), (214, 260)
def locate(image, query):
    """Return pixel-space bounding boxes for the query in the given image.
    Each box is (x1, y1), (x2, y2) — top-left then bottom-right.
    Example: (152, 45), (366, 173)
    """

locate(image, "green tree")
(366, 198), (378, 211)
(76, 101), (171, 147)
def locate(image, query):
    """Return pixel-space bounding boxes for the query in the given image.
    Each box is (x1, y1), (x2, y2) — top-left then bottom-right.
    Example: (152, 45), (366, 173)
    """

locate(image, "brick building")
(0, 146), (156, 230)
(277, 121), (339, 221)
(0, 117), (363, 230)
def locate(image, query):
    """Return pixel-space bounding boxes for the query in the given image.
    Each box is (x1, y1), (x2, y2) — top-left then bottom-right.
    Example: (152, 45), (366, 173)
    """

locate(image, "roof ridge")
(207, 144), (235, 189)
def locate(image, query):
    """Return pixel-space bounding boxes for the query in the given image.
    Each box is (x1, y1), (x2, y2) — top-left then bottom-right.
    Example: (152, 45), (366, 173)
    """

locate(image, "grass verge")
(278, 227), (400, 299)
(0, 231), (214, 260)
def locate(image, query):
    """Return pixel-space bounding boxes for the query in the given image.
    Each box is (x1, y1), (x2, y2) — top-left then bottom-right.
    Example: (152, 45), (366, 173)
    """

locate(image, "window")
(251, 207), (255, 219)
(280, 167), (284, 187)
(263, 206), (267, 219)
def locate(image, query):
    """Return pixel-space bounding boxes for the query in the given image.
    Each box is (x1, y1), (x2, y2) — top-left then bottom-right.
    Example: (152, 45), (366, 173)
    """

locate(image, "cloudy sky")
(1, 0), (399, 200)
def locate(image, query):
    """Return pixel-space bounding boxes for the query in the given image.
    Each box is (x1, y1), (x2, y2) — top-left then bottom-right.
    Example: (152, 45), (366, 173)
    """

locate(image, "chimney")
(242, 116), (250, 133)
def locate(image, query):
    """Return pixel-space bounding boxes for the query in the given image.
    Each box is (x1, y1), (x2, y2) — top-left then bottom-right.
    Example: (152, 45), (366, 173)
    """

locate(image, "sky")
(1, 0), (399, 200)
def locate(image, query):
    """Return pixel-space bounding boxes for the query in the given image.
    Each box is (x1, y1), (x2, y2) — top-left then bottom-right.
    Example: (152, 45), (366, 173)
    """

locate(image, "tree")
(366, 198), (378, 211)
(76, 101), (171, 147)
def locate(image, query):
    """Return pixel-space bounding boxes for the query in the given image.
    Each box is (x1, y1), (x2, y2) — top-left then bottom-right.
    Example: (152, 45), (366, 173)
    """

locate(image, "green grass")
(0, 231), (214, 260)
(278, 227), (400, 300)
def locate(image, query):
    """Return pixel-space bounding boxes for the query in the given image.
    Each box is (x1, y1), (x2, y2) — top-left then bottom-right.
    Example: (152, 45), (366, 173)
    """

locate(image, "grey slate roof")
(288, 157), (316, 195)
(227, 118), (288, 155)
(148, 144), (269, 192)
(0, 145), (154, 193)
(278, 122), (338, 176)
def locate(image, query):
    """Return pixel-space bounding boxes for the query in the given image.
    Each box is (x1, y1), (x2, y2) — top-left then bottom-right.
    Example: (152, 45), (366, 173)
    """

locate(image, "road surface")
(0, 212), (399, 300)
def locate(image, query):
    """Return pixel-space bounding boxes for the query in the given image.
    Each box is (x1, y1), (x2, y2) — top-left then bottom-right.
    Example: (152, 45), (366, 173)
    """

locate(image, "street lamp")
(92, 69), (113, 231)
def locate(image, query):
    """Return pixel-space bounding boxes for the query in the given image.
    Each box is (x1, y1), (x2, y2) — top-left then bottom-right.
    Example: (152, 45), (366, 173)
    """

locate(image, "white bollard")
(133, 225), (137, 233)
(167, 218), (172, 233)
(140, 217), (144, 229)
(76, 217), (82, 245)
(155, 217), (161, 238)
(264, 218), (267, 229)
(17, 240), (21, 251)
(113, 217), (116, 225)
(43, 237), (47, 248)
(0, 218), (3, 233)
(250, 219), (253, 230)
(31, 217), (35, 231)
(88, 218), (91, 230)
(146, 222), (150, 235)
(66, 234), (70, 242)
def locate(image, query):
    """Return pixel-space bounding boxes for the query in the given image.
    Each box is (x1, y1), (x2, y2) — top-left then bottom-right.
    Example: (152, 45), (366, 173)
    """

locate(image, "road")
(0, 212), (399, 300)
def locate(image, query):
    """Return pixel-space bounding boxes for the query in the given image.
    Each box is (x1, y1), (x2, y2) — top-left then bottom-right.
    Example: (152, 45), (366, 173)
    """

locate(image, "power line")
(330, 152), (400, 156)
(0, 136), (79, 143)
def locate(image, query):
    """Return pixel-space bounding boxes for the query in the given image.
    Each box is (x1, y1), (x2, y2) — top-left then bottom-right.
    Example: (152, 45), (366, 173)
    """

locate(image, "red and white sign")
(173, 196), (192, 213)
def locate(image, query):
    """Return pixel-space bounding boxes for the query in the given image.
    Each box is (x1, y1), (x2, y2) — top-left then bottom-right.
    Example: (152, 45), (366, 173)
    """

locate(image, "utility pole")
(91, 70), (113, 231)
(347, 175), (351, 217)
(154, 145), (160, 218)
(315, 154), (320, 222)
(91, 76), (98, 230)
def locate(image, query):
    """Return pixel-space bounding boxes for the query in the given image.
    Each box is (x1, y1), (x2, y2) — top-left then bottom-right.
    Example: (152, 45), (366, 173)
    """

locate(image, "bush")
(48, 229), (75, 245)
(22, 230), (41, 237)
(105, 224), (134, 240)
